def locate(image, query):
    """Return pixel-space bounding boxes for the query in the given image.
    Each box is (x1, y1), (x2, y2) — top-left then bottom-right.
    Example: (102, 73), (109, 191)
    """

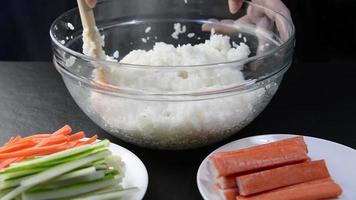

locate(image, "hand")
(85, 0), (97, 8)
(203, 0), (292, 42)
(228, 0), (291, 21)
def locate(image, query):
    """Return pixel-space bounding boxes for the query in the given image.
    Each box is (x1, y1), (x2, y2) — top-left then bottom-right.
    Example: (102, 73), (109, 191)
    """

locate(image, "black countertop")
(0, 60), (355, 199)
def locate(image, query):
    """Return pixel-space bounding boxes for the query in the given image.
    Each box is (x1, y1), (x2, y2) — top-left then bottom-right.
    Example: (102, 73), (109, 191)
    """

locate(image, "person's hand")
(85, 0), (97, 8)
(203, 0), (292, 42)
(228, 0), (291, 21)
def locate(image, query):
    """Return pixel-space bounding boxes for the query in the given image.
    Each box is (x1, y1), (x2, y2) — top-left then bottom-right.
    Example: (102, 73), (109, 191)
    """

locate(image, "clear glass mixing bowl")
(50, 0), (295, 149)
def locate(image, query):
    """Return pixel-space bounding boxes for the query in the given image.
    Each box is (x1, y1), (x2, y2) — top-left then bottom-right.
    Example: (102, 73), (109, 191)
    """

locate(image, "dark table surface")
(0, 60), (355, 200)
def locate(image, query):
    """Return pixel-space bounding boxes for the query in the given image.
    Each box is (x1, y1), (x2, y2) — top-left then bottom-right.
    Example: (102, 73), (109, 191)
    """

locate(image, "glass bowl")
(50, 0), (295, 149)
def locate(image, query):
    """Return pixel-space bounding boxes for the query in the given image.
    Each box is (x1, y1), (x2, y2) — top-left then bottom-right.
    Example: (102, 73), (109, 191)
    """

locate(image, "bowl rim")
(49, 0), (295, 69)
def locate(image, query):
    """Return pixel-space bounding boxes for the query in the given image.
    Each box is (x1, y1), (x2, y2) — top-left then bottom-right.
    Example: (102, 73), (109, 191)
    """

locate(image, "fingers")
(248, 0), (292, 42)
(228, 0), (244, 14)
(201, 19), (240, 35)
(85, 0), (97, 8)
(258, 0), (292, 42)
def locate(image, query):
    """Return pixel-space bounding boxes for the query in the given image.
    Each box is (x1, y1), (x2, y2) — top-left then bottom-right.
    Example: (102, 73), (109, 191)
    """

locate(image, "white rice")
(88, 33), (277, 148)
(67, 22), (75, 30)
(187, 33), (195, 38)
(145, 26), (151, 33)
(113, 50), (119, 59)
(171, 23), (187, 39)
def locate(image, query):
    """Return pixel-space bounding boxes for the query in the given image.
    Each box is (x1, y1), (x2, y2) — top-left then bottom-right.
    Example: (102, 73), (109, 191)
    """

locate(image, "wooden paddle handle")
(76, 0), (97, 32)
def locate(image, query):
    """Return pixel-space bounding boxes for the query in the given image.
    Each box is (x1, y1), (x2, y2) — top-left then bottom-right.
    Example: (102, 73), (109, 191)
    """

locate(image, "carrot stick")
(235, 178), (342, 200)
(0, 142), (35, 153)
(236, 160), (330, 196)
(75, 135), (98, 146)
(211, 145), (309, 177)
(24, 134), (52, 140)
(4, 135), (22, 147)
(53, 125), (72, 136)
(44, 135), (68, 145)
(0, 157), (24, 169)
(0, 125), (98, 169)
(0, 143), (69, 160)
(35, 125), (72, 147)
(212, 136), (308, 159)
(68, 131), (85, 141)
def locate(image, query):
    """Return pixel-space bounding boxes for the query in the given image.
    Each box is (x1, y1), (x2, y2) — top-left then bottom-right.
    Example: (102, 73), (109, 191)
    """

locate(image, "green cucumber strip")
(53, 167), (96, 182)
(70, 187), (138, 200)
(0, 188), (12, 198)
(0, 184), (31, 200)
(44, 171), (106, 189)
(2, 148), (106, 176)
(21, 150), (110, 187)
(0, 174), (31, 190)
(0, 168), (43, 181)
(92, 159), (106, 165)
(1, 140), (109, 174)
(76, 185), (124, 196)
(22, 174), (119, 200)
(0, 151), (109, 200)
(36, 147), (107, 168)
(94, 164), (108, 170)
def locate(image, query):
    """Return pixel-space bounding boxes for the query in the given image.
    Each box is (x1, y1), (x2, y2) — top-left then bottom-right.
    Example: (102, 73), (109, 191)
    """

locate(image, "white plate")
(197, 134), (356, 200)
(108, 142), (148, 200)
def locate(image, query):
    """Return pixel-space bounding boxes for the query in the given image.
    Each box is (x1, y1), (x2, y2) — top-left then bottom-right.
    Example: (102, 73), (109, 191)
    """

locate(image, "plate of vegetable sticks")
(0, 125), (148, 200)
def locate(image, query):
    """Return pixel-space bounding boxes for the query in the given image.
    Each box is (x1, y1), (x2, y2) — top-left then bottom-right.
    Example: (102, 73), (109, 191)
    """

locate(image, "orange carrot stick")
(35, 125), (72, 147)
(236, 160), (330, 196)
(0, 157), (24, 169)
(211, 145), (309, 177)
(235, 178), (342, 200)
(4, 135), (22, 147)
(0, 142), (35, 153)
(75, 135), (98, 146)
(213, 136), (308, 159)
(68, 131), (85, 141)
(24, 134), (52, 140)
(44, 135), (68, 145)
(0, 143), (69, 160)
(53, 125), (72, 136)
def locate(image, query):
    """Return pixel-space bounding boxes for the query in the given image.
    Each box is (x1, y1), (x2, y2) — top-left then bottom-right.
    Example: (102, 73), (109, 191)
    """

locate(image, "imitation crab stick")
(217, 175), (237, 189)
(211, 145), (309, 177)
(235, 178), (342, 200)
(220, 188), (239, 200)
(236, 160), (330, 196)
(213, 136), (308, 158)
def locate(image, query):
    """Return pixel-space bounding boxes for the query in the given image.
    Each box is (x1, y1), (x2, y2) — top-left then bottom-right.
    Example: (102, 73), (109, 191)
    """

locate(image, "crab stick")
(212, 136), (308, 158)
(217, 175), (238, 189)
(236, 160), (330, 196)
(236, 178), (342, 200)
(220, 188), (239, 200)
(211, 145), (309, 177)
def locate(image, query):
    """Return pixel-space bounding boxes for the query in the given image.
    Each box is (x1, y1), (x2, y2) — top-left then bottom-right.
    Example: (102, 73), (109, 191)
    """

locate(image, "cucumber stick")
(21, 150), (110, 187)
(70, 187), (138, 200)
(53, 166), (96, 182)
(0, 139), (137, 200)
(1, 140), (109, 174)
(21, 174), (119, 200)
(0, 150), (110, 200)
